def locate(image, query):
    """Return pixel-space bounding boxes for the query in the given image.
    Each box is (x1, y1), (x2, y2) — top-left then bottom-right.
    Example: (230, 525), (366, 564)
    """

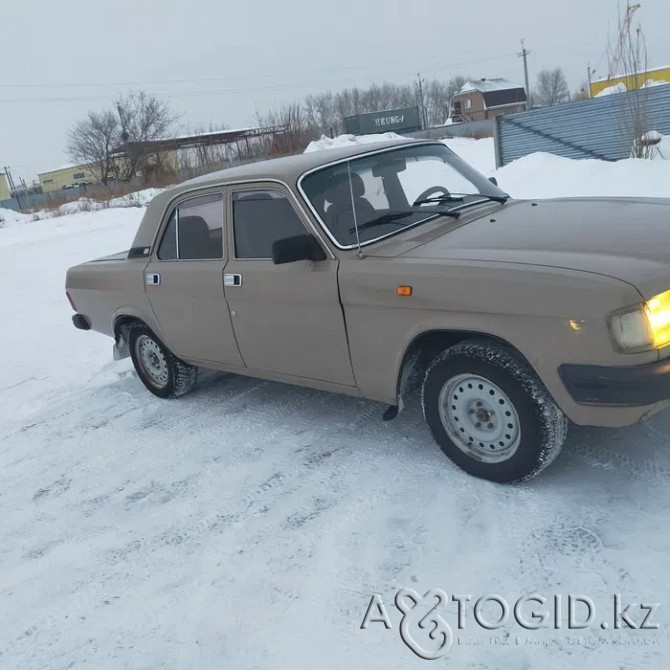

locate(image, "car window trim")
(150, 179), (335, 262)
(175, 207), (180, 260)
(296, 142), (494, 251)
(229, 184), (317, 261)
(154, 191), (225, 262)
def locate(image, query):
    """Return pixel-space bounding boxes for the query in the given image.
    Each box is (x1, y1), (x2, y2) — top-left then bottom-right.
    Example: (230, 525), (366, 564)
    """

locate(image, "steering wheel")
(413, 186), (450, 206)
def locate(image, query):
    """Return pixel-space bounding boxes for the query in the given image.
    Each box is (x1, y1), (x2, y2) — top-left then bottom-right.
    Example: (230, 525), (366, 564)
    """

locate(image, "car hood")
(403, 197), (670, 298)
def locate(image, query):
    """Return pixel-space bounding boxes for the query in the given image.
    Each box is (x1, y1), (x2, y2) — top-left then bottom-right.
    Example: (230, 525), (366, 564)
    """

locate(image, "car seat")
(324, 173), (376, 244)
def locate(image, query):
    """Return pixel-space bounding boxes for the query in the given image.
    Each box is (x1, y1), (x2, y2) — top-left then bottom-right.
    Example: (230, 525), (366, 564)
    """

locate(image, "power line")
(0, 52), (519, 97)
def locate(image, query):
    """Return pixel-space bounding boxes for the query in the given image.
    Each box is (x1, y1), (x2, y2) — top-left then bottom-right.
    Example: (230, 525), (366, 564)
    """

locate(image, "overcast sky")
(3, 0), (670, 181)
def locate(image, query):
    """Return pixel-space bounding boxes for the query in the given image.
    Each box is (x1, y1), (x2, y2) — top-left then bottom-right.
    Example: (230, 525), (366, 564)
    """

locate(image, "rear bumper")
(559, 358), (670, 406)
(72, 314), (91, 331)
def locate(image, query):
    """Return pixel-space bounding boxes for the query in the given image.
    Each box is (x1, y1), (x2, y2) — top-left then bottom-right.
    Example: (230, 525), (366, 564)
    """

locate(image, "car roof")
(131, 138), (441, 250)
(181, 138), (432, 189)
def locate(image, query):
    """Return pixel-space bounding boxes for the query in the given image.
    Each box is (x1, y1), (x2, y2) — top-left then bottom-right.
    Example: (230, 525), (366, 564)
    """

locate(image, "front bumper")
(559, 358), (670, 406)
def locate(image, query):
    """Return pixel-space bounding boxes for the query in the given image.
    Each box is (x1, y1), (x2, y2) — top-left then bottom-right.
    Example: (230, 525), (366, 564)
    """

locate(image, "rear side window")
(232, 190), (307, 259)
(157, 193), (223, 260)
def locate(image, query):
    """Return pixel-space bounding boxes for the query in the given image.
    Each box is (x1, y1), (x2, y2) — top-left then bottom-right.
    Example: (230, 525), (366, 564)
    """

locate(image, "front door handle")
(146, 273), (160, 286)
(224, 273), (243, 287)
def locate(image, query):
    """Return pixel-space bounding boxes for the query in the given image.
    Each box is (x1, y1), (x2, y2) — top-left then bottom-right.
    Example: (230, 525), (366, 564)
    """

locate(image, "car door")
(144, 190), (245, 367)
(223, 184), (356, 386)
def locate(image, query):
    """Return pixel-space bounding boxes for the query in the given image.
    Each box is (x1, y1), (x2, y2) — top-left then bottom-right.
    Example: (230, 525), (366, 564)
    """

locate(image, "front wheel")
(128, 324), (198, 399)
(422, 338), (568, 483)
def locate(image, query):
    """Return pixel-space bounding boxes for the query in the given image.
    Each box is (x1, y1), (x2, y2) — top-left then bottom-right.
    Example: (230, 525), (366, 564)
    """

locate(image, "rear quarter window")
(157, 193), (224, 260)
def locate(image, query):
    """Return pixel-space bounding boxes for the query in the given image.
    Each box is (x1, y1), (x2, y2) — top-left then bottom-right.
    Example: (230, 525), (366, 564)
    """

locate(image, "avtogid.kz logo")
(360, 590), (660, 660)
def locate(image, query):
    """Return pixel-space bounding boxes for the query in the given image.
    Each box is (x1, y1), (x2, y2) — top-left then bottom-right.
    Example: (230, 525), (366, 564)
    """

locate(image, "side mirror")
(272, 234), (327, 265)
(488, 176), (498, 186)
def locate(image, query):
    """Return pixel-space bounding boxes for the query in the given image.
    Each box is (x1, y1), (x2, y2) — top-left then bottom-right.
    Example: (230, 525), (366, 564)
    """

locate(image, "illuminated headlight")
(647, 289), (670, 348)
(610, 289), (670, 352)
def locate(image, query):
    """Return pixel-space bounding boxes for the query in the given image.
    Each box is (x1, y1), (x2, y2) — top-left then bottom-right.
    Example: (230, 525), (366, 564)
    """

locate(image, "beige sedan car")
(66, 140), (670, 483)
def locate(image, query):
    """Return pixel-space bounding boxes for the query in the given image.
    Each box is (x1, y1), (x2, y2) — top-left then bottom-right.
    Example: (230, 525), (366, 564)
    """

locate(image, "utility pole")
(518, 39), (531, 108)
(3, 166), (22, 210)
(586, 63), (596, 98)
(417, 72), (427, 129)
(20, 177), (30, 209)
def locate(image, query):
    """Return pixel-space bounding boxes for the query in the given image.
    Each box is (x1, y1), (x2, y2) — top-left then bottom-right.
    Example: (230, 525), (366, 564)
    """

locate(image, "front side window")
(300, 143), (508, 249)
(157, 193), (223, 260)
(232, 189), (307, 258)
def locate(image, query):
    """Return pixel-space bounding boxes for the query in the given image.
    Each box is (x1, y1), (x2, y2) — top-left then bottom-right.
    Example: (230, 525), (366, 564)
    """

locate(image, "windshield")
(299, 143), (508, 248)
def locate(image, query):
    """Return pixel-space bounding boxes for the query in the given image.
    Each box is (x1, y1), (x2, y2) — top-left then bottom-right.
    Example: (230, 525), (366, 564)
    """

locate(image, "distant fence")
(0, 179), (153, 214)
(0, 184), (95, 213)
(1, 191), (52, 212)
(408, 119), (495, 141)
(495, 84), (670, 167)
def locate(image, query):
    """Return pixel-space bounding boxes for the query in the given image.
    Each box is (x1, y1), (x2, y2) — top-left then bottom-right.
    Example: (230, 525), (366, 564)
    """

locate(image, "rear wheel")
(128, 324), (198, 399)
(422, 338), (568, 483)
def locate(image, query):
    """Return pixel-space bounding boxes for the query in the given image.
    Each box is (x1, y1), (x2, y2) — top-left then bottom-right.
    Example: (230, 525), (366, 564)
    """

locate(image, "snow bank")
(594, 82), (627, 97)
(0, 207), (32, 228)
(641, 78), (670, 88)
(304, 132), (407, 153)
(57, 188), (164, 215)
(443, 137), (670, 198)
(443, 137), (496, 174)
(594, 80), (668, 97)
(108, 187), (163, 208)
(0, 187), (165, 228)
(639, 131), (670, 160)
(496, 151), (670, 199)
(444, 137), (670, 196)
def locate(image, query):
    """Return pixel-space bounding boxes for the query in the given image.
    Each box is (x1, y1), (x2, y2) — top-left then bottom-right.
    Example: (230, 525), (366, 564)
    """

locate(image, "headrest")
(179, 215), (209, 235)
(326, 172), (366, 201)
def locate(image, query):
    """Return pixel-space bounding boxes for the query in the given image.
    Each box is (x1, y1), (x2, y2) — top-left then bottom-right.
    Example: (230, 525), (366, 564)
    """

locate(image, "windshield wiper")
(349, 211), (414, 234)
(413, 193), (509, 208)
(451, 193), (510, 204)
(350, 209), (458, 234)
(413, 195), (465, 206)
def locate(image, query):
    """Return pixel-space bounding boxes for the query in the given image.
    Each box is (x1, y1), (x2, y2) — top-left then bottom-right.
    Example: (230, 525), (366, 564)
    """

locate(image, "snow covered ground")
(2, 142), (670, 668)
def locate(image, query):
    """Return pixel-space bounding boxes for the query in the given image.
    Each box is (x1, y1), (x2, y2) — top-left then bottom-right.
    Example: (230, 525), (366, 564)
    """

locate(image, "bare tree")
(304, 92), (338, 135)
(174, 123), (235, 179)
(534, 68), (570, 106)
(114, 91), (178, 181)
(66, 110), (120, 185)
(335, 87), (364, 120)
(67, 91), (177, 186)
(256, 103), (313, 156)
(609, 9), (651, 158)
(425, 76), (466, 125)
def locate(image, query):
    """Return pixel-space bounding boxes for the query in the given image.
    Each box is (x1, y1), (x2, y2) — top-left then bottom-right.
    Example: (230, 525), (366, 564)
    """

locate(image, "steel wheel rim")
(438, 373), (521, 463)
(136, 335), (169, 389)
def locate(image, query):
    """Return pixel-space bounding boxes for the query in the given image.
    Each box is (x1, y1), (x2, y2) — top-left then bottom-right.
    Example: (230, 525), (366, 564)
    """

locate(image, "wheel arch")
(112, 314), (153, 360)
(395, 329), (536, 403)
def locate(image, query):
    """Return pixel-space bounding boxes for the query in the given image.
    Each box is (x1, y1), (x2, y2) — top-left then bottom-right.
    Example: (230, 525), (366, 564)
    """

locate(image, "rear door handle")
(146, 273), (160, 285)
(224, 273), (243, 287)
